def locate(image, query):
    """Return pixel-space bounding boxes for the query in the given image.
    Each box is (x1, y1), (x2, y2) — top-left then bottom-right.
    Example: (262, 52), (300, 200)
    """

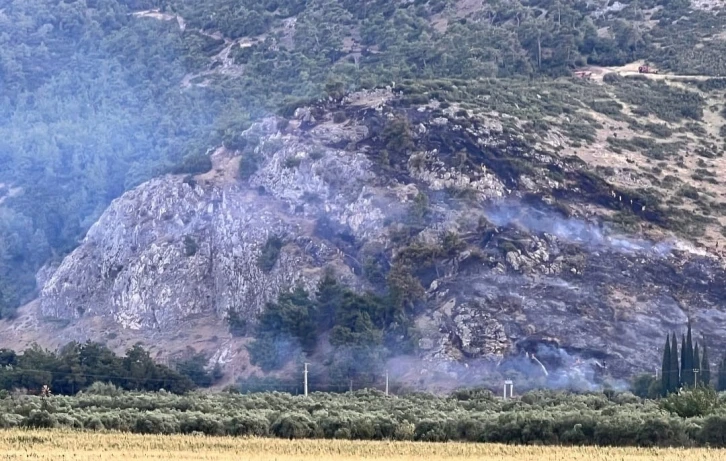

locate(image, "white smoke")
(386, 342), (629, 395)
(483, 200), (675, 257)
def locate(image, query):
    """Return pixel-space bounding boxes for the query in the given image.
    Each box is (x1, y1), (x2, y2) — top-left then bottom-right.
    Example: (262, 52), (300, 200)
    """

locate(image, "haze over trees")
(2, 0), (725, 317)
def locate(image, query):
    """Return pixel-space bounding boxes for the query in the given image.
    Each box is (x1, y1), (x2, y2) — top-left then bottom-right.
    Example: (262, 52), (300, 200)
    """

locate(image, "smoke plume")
(483, 200), (674, 257)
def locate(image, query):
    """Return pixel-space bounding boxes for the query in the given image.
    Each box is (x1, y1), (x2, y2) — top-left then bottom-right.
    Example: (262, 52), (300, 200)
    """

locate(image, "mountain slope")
(1, 0), (726, 392)
(1, 84), (723, 392)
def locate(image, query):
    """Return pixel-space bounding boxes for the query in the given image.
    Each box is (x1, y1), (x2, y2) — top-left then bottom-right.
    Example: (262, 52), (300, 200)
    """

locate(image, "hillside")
(0, 0), (726, 393)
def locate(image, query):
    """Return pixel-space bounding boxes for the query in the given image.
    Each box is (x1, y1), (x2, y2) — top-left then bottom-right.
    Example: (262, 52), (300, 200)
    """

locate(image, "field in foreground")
(0, 430), (725, 461)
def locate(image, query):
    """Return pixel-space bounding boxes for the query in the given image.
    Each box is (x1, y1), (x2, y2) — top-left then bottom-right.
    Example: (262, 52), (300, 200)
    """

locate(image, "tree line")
(0, 342), (221, 395)
(236, 271), (418, 388)
(658, 322), (726, 396)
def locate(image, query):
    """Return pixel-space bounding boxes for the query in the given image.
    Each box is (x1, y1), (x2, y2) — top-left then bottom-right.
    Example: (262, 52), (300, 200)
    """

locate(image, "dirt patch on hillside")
(577, 61), (718, 82)
(555, 73), (726, 254)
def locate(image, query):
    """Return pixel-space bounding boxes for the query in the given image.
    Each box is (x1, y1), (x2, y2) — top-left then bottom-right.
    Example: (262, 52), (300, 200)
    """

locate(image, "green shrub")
(284, 156), (302, 169)
(23, 410), (57, 429)
(333, 111), (347, 123)
(183, 236), (198, 257)
(697, 78), (726, 92)
(309, 149), (325, 161)
(630, 374), (658, 399)
(271, 412), (316, 439)
(225, 413), (270, 436)
(257, 236), (283, 272)
(613, 79), (704, 123)
(175, 352), (221, 388)
(85, 382), (123, 397)
(661, 387), (718, 418)
(588, 99), (623, 117)
(226, 308), (248, 337)
(698, 414), (726, 446)
(171, 152), (213, 176)
(132, 412), (180, 435)
(239, 153), (261, 180)
(84, 416), (105, 431)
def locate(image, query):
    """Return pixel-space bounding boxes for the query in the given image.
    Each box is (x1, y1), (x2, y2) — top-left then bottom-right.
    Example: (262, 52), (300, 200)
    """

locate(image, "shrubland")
(0, 386), (726, 447)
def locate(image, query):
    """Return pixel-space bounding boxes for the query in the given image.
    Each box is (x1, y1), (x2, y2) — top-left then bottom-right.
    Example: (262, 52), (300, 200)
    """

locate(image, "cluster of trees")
(660, 323), (710, 395)
(657, 322), (726, 396)
(0, 342), (221, 395)
(242, 273), (417, 387)
(2, 387), (726, 446)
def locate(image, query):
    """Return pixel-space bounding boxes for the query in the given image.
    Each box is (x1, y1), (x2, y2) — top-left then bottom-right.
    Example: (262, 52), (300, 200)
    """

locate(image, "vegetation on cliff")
(2, 0), (726, 318)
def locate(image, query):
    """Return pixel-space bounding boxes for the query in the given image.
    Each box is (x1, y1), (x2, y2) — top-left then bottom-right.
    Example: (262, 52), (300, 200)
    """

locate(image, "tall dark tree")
(701, 345), (711, 388)
(670, 332), (680, 393)
(661, 334), (671, 396)
(683, 323), (694, 387)
(718, 357), (726, 392)
(680, 333), (688, 386)
(693, 343), (701, 388)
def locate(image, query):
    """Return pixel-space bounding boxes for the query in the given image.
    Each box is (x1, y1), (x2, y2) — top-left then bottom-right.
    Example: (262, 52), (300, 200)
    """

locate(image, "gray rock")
(31, 89), (726, 385)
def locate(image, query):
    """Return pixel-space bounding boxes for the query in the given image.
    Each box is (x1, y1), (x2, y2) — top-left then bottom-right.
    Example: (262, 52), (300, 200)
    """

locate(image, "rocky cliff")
(8, 88), (726, 391)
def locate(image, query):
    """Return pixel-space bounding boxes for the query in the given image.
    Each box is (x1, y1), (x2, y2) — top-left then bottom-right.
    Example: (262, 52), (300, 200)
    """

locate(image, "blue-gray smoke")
(483, 200), (674, 256)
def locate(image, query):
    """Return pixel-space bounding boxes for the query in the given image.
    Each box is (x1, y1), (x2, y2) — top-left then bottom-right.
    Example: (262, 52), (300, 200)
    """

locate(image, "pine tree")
(701, 345), (711, 388)
(693, 343), (701, 388)
(661, 334), (671, 396)
(670, 332), (680, 393)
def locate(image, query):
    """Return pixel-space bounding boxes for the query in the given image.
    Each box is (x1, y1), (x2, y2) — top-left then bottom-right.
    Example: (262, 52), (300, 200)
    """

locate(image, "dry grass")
(0, 430), (724, 461)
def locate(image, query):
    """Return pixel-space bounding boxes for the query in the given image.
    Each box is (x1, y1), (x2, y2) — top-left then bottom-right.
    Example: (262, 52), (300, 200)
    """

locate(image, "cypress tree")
(684, 323), (694, 387)
(719, 357), (726, 392)
(670, 332), (680, 393)
(693, 343), (701, 387)
(701, 345), (711, 388)
(661, 334), (671, 396)
(680, 333), (687, 386)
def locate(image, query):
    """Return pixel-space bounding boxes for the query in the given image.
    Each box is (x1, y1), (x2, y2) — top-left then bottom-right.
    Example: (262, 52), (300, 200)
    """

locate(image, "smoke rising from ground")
(483, 200), (674, 257)
(386, 342), (629, 395)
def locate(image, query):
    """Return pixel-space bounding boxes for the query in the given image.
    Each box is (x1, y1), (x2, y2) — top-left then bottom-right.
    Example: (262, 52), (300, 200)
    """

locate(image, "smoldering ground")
(482, 200), (675, 257)
(386, 342), (629, 395)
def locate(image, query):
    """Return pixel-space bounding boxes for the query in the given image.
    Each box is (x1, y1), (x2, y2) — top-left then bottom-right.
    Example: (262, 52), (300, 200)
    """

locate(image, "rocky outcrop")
(32, 89), (726, 387)
(40, 175), (343, 330)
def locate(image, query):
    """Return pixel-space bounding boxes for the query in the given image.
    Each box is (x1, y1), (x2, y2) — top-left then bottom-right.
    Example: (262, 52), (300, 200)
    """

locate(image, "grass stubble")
(0, 429), (723, 461)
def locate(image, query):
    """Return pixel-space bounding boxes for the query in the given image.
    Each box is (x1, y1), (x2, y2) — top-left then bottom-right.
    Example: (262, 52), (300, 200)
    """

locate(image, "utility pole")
(385, 370), (389, 396)
(694, 369), (699, 388)
(304, 363), (309, 397)
(503, 380), (513, 400)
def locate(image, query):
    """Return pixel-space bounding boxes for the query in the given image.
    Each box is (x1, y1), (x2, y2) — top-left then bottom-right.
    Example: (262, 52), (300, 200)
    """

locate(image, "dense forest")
(1, 0), (726, 317)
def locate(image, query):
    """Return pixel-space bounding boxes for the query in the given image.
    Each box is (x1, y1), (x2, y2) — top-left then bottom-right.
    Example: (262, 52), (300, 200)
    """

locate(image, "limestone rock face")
(40, 175), (342, 330)
(39, 114), (384, 332)
(31, 90), (726, 386)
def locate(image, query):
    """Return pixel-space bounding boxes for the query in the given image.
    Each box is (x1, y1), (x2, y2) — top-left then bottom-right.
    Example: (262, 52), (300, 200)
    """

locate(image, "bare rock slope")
(16, 89), (726, 389)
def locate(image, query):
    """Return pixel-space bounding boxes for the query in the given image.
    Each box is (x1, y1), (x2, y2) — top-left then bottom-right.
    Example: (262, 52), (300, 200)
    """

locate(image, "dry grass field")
(0, 430), (724, 461)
